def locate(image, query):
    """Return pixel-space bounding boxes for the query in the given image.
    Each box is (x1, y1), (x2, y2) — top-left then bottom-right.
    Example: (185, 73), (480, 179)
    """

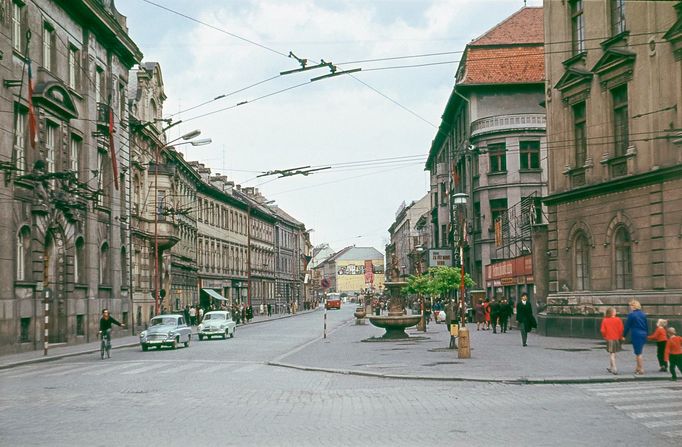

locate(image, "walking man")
(516, 293), (535, 347)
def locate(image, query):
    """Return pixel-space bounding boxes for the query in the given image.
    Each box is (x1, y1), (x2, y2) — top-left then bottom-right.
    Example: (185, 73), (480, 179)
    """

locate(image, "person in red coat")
(600, 307), (624, 375)
(664, 327), (682, 381)
(647, 319), (669, 372)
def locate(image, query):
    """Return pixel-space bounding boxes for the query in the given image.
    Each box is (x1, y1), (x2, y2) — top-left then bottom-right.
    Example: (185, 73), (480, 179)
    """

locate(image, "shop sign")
(429, 249), (453, 267)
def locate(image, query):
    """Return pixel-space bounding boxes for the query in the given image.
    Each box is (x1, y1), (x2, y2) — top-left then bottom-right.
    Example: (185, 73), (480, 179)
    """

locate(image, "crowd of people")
(601, 299), (682, 380)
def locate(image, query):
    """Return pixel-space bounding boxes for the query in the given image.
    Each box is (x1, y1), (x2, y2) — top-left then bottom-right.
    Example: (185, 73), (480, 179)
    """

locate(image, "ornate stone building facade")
(0, 0), (141, 354)
(541, 0), (682, 336)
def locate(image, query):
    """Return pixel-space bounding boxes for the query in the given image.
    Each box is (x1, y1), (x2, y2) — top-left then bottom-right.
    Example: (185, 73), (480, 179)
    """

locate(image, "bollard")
(458, 326), (470, 358)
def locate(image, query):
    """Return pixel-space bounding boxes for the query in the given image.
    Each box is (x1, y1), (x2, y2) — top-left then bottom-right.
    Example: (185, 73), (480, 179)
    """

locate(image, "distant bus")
(325, 293), (342, 310)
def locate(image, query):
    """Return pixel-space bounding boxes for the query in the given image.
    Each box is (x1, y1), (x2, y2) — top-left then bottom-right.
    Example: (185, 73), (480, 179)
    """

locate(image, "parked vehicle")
(198, 311), (236, 340)
(139, 315), (192, 351)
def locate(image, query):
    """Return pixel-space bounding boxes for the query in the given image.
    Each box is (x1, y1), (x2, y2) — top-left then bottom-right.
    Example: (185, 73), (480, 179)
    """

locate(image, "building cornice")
(544, 165), (682, 206)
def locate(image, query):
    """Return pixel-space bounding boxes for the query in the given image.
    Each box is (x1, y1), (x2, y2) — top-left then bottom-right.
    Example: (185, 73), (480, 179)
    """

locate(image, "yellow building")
(319, 246), (385, 294)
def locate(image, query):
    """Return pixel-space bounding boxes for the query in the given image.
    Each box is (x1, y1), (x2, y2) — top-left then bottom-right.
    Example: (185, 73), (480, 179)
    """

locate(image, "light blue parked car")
(140, 315), (192, 351)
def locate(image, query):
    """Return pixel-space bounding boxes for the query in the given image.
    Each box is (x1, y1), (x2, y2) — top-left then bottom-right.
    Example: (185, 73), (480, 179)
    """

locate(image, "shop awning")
(202, 288), (228, 301)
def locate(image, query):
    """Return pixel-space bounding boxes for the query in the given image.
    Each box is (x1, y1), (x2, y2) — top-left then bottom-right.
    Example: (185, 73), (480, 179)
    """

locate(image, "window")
(75, 237), (84, 283)
(441, 224), (447, 247)
(610, 0), (626, 36)
(570, 0), (585, 54)
(100, 242), (109, 284)
(16, 226), (30, 280)
(12, 1), (24, 52)
(20, 317), (30, 342)
(70, 135), (81, 174)
(134, 250), (141, 287)
(42, 23), (56, 73)
(490, 198), (508, 232)
(46, 122), (57, 177)
(439, 183), (447, 205)
(573, 102), (587, 167)
(68, 45), (80, 90)
(612, 84), (629, 157)
(76, 315), (84, 336)
(95, 66), (104, 103)
(574, 233), (590, 290)
(614, 227), (632, 289)
(14, 107), (26, 173)
(96, 151), (104, 206)
(157, 190), (166, 221)
(519, 141), (540, 170)
(488, 143), (506, 173)
(118, 83), (126, 119)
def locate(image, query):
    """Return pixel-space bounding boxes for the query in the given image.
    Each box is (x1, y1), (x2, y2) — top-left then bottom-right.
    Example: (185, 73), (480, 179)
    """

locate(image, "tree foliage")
(402, 266), (476, 297)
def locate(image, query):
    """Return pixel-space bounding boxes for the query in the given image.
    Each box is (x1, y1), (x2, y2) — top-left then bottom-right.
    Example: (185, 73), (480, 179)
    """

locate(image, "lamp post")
(453, 192), (470, 358)
(153, 130), (210, 315)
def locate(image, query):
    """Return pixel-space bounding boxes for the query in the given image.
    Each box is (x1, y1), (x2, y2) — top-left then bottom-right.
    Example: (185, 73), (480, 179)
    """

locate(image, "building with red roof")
(424, 7), (547, 300)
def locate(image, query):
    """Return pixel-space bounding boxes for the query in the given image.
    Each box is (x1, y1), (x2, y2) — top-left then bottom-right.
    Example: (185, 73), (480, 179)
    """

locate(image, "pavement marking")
(614, 402), (682, 411)
(601, 390), (673, 402)
(627, 410), (682, 419)
(584, 383), (681, 393)
(643, 420), (682, 428)
(595, 386), (677, 396)
(44, 364), (104, 377)
(233, 363), (262, 374)
(4, 364), (75, 379)
(661, 430), (682, 438)
(83, 362), (143, 376)
(157, 363), (197, 374)
(120, 363), (169, 375)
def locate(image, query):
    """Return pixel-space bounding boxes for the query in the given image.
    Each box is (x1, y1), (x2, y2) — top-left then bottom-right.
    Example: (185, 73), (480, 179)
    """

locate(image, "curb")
(267, 361), (675, 385)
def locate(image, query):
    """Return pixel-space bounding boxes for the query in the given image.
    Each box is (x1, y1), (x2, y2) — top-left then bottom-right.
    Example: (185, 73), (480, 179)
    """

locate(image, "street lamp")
(452, 192), (470, 358)
(153, 130), (209, 316)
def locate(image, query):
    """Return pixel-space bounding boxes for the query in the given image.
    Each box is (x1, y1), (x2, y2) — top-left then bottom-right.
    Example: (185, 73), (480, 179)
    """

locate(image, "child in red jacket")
(648, 319), (669, 372)
(601, 307), (624, 375)
(664, 327), (682, 381)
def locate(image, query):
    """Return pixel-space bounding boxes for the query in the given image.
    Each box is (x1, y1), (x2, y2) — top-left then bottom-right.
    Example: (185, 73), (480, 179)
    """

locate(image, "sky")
(116, 0), (543, 253)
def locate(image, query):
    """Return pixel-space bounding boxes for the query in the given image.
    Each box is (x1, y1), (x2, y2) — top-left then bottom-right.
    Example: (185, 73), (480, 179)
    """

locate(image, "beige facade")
(542, 0), (682, 336)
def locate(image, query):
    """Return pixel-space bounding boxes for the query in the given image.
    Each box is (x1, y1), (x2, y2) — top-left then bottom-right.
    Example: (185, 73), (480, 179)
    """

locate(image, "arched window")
(16, 226), (31, 280)
(614, 226), (632, 289)
(100, 242), (109, 284)
(574, 232), (590, 290)
(74, 237), (85, 283)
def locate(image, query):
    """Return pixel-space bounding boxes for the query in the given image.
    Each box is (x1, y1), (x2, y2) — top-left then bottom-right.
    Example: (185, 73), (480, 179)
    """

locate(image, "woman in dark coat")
(516, 293), (535, 347)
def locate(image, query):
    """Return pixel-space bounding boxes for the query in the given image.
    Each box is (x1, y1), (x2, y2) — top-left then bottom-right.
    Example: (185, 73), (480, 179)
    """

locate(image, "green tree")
(424, 266), (476, 298)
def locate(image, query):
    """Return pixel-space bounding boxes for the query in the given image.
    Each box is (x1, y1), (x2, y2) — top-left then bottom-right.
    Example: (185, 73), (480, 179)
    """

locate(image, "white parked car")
(139, 315), (192, 351)
(198, 311), (236, 340)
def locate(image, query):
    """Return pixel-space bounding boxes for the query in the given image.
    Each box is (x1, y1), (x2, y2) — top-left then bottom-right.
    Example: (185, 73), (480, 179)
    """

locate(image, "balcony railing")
(471, 113), (546, 138)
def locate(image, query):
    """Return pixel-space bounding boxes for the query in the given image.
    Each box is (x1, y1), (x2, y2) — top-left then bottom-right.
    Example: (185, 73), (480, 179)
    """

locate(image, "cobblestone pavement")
(0, 307), (677, 446)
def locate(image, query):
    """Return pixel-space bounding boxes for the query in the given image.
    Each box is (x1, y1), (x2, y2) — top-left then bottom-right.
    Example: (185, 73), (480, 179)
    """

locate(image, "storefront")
(484, 255), (534, 303)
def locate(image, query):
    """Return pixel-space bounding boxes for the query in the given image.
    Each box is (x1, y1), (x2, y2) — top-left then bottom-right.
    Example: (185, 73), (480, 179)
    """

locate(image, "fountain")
(368, 296), (421, 339)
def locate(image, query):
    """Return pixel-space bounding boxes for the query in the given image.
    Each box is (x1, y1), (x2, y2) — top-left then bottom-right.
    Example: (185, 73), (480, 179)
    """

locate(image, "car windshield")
(203, 313), (225, 320)
(151, 317), (177, 326)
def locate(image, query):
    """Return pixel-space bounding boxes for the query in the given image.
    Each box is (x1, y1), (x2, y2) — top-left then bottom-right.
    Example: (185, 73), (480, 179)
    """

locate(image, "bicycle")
(99, 329), (112, 359)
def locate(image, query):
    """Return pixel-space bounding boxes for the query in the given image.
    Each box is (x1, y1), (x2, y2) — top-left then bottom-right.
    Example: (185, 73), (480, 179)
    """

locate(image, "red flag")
(108, 105), (119, 190)
(27, 59), (37, 149)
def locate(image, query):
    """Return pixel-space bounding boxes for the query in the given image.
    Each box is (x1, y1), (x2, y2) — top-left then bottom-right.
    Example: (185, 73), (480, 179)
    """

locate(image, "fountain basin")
(368, 315), (421, 339)
(354, 307), (367, 319)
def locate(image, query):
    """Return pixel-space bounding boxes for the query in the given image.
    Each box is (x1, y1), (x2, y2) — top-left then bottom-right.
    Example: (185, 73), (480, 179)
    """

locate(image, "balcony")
(471, 113), (546, 138)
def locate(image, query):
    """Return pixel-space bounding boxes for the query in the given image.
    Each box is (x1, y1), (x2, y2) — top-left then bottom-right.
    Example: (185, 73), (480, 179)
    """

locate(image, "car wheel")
(156, 345), (161, 350)
(198, 334), (204, 341)
(222, 330), (227, 340)
(142, 344), (148, 352)
(171, 337), (178, 349)
(230, 328), (235, 338)
(184, 335), (190, 348)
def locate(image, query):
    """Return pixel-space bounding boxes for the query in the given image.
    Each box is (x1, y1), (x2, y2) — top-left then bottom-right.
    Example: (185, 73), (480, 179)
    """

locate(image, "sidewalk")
(270, 317), (674, 384)
(0, 309), (318, 370)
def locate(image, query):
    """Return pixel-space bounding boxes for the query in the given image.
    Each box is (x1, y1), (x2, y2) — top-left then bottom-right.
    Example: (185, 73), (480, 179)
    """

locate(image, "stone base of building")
(538, 290), (682, 339)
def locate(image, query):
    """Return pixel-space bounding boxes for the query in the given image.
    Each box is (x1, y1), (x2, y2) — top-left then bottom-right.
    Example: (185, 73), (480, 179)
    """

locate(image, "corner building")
(541, 0), (682, 336)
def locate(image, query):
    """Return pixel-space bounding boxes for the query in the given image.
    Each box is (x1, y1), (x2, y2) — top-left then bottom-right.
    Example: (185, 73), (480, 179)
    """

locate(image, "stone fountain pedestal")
(368, 312), (421, 339)
(354, 306), (367, 325)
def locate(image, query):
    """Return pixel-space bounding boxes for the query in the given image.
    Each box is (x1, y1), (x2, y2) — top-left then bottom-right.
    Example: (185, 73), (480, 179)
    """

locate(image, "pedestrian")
(483, 299), (491, 330)
(515, 293), (535, 347)
(183, 305), (190, 326)
(664, 327), (682, 381)
(623, 299), (648, 375)
(648, 319), (669, 372)
(240, 304), (246, 323)
(246, 305), (253, 322)
(490, 298), (500, 334)
(474, 300), (485, 331)
(499, 298), (512, 333)
(189, 306), (196, 325)
(600, 307), (624, 375)
(267, 303), (272, 317)
(198, 306), (204, 324)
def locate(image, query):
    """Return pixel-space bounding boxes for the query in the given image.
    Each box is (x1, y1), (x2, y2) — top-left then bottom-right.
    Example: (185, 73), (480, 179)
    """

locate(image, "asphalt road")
(0, 306), (679, 447)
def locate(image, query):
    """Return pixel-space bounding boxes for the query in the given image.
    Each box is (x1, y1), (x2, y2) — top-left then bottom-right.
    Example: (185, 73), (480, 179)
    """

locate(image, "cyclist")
(99, 309), (125, 356)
